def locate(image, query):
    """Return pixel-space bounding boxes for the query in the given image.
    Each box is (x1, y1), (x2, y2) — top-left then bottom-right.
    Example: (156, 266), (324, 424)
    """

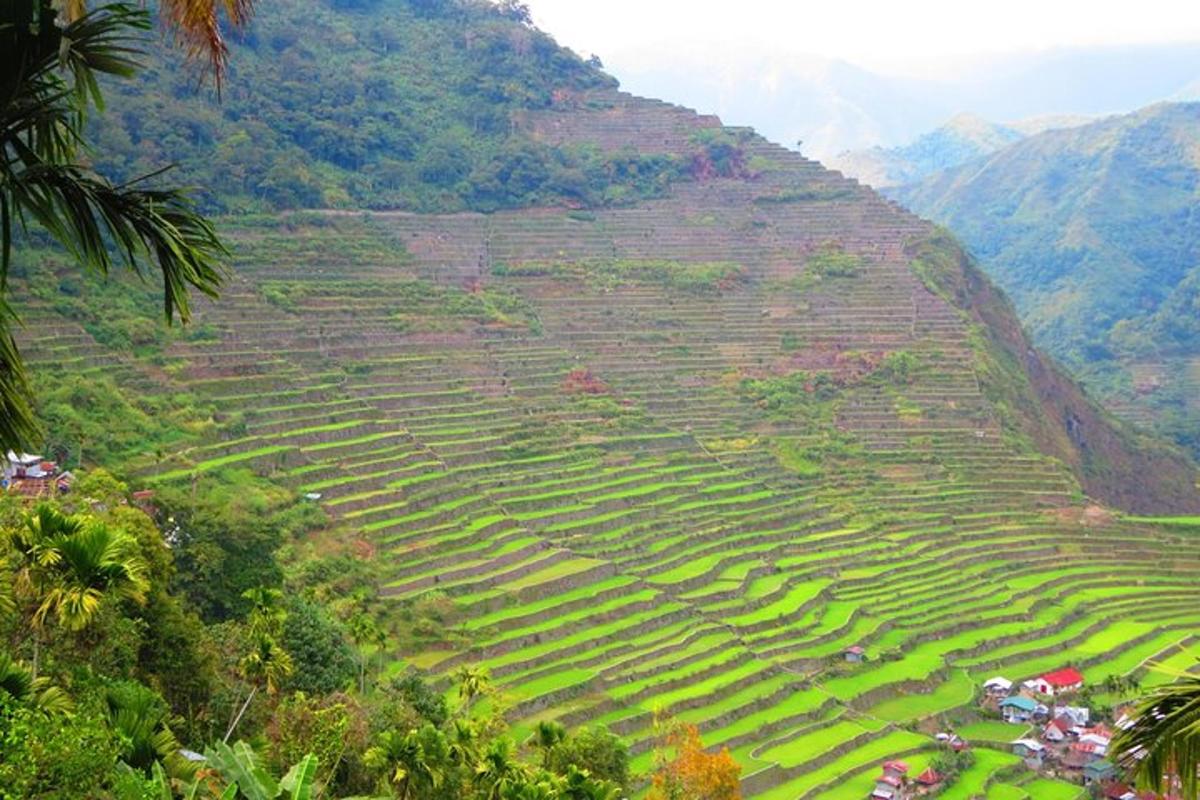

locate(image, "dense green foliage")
(892, 103), (1200, 455)
(88, 0), (701, 213)
(0, 472), (635, 798)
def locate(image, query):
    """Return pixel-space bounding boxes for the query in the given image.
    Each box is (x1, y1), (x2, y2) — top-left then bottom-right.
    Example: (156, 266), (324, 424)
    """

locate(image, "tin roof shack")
(3, 451), (72, 497)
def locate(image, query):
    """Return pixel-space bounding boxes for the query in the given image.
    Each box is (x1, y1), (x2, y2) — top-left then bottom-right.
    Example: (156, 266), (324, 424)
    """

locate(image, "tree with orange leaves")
(648, 714), (742, 800)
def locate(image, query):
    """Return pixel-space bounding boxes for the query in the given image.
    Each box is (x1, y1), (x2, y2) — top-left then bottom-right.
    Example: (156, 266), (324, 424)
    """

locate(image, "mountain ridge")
(890, 101), (1200, 457)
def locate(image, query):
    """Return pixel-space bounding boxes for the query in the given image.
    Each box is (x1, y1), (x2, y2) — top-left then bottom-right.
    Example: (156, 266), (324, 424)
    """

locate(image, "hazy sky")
(523, 0), (1200, 77)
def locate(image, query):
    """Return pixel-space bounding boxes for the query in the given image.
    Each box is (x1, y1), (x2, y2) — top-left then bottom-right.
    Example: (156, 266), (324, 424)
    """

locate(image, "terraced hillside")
(18, 88), (1200, 797)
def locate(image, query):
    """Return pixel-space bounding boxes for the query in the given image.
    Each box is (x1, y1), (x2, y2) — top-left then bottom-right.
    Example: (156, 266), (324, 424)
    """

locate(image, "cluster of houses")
(2, 451), (72, 497)
(980, 668), (1175, 798)
(869, 760), (943, 800)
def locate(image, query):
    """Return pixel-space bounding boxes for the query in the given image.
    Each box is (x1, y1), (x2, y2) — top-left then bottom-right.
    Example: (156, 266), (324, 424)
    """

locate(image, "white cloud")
(524, 0), (1200, 77)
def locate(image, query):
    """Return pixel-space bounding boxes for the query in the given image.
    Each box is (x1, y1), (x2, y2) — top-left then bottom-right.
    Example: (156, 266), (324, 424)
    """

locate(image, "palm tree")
(0, 652), (72, 715)
(105, 683), (183, 774)
(51, 0), (255, 85)
(560, 766), (622, 800)
(1111, 673), (1200, 800)
(242, 585), (287, 639)
(448, 717), (481, 769)
(364, 726), (447, 800)
(5, 505), (147, 674)
(455, 664), (492, 715)
(0, 2), (235, 449)
(474, 738), (527, 800)
(31, 520), (148, 631)
(525, 720), (567, 768)
(348, 611), (385, 694)
(223, 632), (294, 743)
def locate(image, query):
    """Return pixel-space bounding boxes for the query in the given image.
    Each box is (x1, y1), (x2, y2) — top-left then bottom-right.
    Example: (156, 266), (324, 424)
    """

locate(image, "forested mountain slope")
(828, 114), (1025, 188)
(90, 0), (684, 212)
(15, 0), (1200, 795)
(891, 103), (1200, 455)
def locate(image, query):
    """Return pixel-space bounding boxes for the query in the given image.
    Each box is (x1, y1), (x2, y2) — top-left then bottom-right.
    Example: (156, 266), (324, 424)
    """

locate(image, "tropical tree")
(558, 765), (622, 800)
(0, 651), (72, 715)
(474, 738), (527, 800)
(544, 726), (628, 790)
(243, 586), (288, 639)
(105, 682), (183, 774)
(225, 631), (294, 743)
(525, 720), (567, 768)
(1111, 673), (1200, 800)
(204, 740), (320, 800)
(30, 519), (149, 630)
(5, 504), (148, 673)
(364, 724), (448, 800)
(0, 2), (234, 449)
(455, 664), (492, 714)
(448, 717), (481, 769)
(348, 610), (386, 693)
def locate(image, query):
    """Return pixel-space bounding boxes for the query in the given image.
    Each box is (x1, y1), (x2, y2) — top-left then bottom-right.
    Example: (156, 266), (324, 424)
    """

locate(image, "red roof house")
(1032, 667), (1085, 695)
(915, 767), (941, 786)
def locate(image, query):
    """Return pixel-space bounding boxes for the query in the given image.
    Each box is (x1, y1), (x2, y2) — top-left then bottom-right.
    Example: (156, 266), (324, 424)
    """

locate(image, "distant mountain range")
(828, 113), (1097, 189)
(827, 114), (1026, 188)
(605, 43), (1200, 162)
(889, 102), (1200, 454)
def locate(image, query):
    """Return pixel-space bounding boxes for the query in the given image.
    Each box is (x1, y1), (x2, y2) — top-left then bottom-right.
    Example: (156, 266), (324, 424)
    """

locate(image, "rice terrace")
(16, 82), (1200, 799)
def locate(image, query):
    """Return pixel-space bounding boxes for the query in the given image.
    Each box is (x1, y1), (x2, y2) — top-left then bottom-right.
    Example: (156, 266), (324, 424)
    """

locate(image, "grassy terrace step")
(73, 96), (1200, 798)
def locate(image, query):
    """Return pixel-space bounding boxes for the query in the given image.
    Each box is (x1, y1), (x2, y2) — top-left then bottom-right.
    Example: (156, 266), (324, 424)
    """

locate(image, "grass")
(91, 201), (1200, 800)
(957, 721), (1030, 744)
(938, 747), (1022, 800)
(868, 668), (975, 722)
(1022, 778), (1085, 800)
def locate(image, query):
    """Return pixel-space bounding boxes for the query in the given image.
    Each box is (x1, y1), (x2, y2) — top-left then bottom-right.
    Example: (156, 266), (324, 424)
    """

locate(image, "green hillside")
(89, 0), (693, 213)
(829, 113), (1024, 188)
(11, 1), (1200, 797)
(891, 102), (1200, 455)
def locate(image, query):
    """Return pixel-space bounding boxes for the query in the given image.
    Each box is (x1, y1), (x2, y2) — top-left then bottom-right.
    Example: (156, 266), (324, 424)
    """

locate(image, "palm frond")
(157, 0), (255, 88)
(9, 162), (227, 322)
(0, 652), (74, 715)
(1111, 675), (1200, 799)
(1, 3), (233, 452)
(0, 301), (38, 455)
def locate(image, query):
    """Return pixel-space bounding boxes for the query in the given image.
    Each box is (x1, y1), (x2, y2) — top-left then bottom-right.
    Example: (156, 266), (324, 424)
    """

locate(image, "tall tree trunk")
(224, 685), (257, 743)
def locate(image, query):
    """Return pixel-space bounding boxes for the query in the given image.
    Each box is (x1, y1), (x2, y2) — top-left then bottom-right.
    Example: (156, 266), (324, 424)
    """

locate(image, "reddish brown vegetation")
(563, 368), (610, 395)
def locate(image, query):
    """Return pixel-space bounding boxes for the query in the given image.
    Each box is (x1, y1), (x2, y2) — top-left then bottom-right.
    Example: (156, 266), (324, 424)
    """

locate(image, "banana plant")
(202, 741), (319, 800)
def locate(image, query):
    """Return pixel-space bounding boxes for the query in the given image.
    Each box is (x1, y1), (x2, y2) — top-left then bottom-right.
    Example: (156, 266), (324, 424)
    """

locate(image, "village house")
(1098, 783), (1140, 800)
(1029, 667), (1085, 696)
(845, 645), (867, 663)
(913, 767), (942, 794)
(983, 676), (1013, 696)
(1042, 716), (1071, 743)
(1000, 695), (1038, 723)
(1053, 705), (1090, 728)
(871, 773), (903, 800)
(869, 760), (911, 800)
(2, 450), (72, 497)
(1011, 738), (1045, 766)
(1084, 760), (1118, 785)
